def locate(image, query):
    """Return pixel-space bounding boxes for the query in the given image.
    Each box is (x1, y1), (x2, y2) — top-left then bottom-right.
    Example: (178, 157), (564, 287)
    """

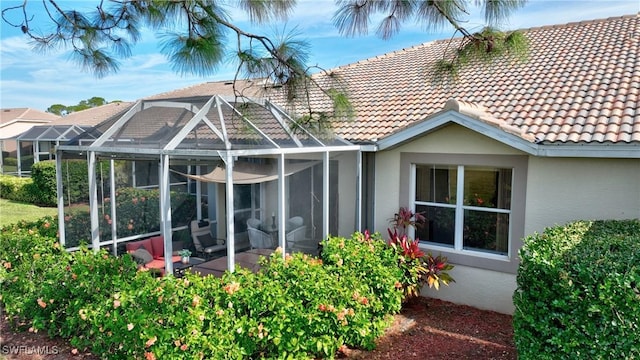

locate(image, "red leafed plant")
(424, 253), (455, 290)
(388, 228), (424, 260)
(388, 207), (455, 299)
(391, 207), (426, 237)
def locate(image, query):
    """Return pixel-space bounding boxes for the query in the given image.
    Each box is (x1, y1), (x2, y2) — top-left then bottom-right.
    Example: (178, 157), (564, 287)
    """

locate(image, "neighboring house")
(56, 15), (639, 314)
(12, 102), (133, 175)
(0, 108), (59, 174)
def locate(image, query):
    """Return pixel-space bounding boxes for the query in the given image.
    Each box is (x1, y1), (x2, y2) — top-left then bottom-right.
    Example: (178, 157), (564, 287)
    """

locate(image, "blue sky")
(1, 1), (638, 111)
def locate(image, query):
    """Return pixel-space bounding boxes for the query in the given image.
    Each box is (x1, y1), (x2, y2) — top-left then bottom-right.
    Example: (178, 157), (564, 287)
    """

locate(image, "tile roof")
(0, 108), (59, 125)
(53, 101), (134, 126)
(268, 14), (639, 145)
(144, 79), (264, 100)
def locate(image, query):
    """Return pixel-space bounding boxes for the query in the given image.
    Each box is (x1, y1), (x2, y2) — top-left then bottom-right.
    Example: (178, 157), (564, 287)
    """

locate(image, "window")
(401, 153), (527, 273)
(414, 165), (512, 256)
(233, 183), (262, 233)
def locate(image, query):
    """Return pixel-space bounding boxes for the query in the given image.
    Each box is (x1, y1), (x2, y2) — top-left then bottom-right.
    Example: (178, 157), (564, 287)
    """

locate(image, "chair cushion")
(131, 248), (153, 265)
(144, 259), (166, 269)
(198, 234), (225, 247)
(149, 236), (165, 259)
(126, 239), (153, 255)
(204, 244), (226, 254)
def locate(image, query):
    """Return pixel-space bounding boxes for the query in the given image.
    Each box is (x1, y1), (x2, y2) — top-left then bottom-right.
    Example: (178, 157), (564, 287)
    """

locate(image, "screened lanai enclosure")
(56, 95), (362, 274)
(3, 124), (95, 176)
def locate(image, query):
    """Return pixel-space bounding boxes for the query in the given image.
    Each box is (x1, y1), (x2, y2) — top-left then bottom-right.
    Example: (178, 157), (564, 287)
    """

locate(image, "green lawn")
(0, 198), (58, 227)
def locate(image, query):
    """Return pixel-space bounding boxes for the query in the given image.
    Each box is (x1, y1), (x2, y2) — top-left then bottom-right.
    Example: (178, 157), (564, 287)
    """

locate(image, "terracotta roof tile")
(53, 101), (134, 126)
(262, 14), (639, 145)
(0, 108), (59, 124)
(143, 79), (262, 100)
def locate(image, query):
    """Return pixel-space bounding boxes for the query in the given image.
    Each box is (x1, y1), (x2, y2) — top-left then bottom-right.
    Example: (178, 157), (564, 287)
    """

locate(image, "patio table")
(192, 249), (274, 277)
(173, 257), (206, 277)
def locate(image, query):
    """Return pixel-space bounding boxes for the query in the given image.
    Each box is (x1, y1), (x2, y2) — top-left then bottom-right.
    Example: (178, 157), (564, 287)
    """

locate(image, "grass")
(0, 198), (58, 227)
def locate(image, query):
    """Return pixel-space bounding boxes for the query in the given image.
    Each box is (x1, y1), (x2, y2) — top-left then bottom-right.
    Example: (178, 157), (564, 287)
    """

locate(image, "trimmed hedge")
(1, 221), (412, 359)
(0, 160), (128, 207)
(513, 220), (640, 359)
(30, 161), (58, 206)
(0, 174), (36, 203)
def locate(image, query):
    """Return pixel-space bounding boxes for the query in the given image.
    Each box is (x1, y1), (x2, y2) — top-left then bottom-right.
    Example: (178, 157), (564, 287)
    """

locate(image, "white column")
(323, 151), (330, 240)
(88, 152), (100, 252)
(356, 151), (362, 232)
(16, 140), (22, 176)
(160, 155), (174, 275)
(277, 153), (286, 257)
(109, 159), (118, 255)
(55, 150), (66, 247)
(225, 154), (235, 272)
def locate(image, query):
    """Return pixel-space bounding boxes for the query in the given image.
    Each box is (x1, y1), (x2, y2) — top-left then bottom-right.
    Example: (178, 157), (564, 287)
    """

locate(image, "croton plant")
(388, 207), (455, 299)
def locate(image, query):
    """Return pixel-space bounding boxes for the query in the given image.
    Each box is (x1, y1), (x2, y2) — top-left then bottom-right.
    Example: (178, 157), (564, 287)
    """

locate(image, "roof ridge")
(327, 13), (638, 74)
(333, 41), (439, 71)
(520, 13), (638, 33)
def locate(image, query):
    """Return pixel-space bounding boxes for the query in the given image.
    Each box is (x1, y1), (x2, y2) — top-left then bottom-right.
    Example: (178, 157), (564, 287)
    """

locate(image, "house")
(12, 102), (133, 175)
(0, 108), (59, 174)
(266, 14), (637, 314)
(55, 15), (638, 314)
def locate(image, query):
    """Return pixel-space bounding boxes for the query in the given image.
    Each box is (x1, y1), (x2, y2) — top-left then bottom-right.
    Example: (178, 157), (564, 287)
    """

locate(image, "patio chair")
(247, 220), (275, 249)
(247, 218), (262, 230)
(190, 220), (226, 259)
(286, 225), (318, 256)
(285, 216), (304, 232)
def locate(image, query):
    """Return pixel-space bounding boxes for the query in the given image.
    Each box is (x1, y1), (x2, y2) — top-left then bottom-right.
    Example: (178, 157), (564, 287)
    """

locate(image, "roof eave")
(535, 143), (640, 158)
(375, 110), (640, 158)
(376, 110), (539, 154)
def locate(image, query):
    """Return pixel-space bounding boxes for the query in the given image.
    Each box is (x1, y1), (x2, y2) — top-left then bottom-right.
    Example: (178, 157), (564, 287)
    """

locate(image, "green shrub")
(0, 174), (36, 203)
(321, 231), (405, 316)
(1, 222), (417, 359)
(30, 161), (58, 206)
(513, 220), (640, 359)
(0, 217), (67, 325)
(3, 156), (18, 166)
(60, 160), (91, 204)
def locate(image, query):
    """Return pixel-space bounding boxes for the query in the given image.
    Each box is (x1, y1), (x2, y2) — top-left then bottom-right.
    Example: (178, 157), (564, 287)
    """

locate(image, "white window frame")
(400, 153), (527, 274)
(411, 164), (513, 261)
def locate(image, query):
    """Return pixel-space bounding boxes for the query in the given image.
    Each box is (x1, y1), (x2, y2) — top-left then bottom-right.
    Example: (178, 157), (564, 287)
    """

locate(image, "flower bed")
(0, 218), (453, 359)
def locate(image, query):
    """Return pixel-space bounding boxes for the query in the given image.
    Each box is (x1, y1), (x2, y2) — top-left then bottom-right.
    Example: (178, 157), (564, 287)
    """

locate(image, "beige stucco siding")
(373, 124), (525, 232)
(373, 124), (527, 313)
(525, 157), (640, 235)
(372, 123), (640, 314)
(335, 151), (358, 237)
(420, 264), (517, 314)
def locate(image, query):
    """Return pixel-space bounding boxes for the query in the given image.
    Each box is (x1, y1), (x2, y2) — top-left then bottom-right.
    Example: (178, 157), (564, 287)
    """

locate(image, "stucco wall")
(373, 124), (523, 232)
(373, 125), (524, 313)
(335, 151), (358, 237)
(420, 264), (517, 314)
(525, 157), (640, 235)
(373, 123), (640, 314)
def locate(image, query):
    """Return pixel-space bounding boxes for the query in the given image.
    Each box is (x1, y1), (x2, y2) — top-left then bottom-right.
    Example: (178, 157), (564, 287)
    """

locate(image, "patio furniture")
(286, 225), (318, 255)
(192, 248), (274, 277)
(247, 218), (262, 230)
(173, 257), (206, 277)
(247, 219), (276, 249)
(126, 236), (181, 274)
(191, 220), (226, 259)
(286, 216), (304, 232)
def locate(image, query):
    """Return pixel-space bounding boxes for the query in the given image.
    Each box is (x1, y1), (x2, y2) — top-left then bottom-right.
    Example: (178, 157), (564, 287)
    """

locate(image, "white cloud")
(2, 0), (638, 111)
